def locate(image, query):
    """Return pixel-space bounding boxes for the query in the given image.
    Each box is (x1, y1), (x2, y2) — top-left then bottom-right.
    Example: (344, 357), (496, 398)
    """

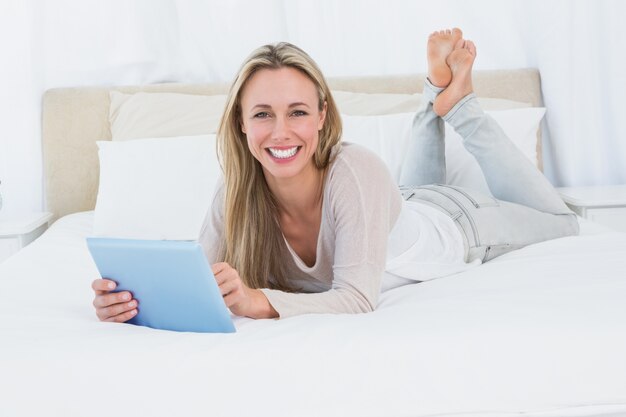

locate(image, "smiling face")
(240, 67), (327, 184)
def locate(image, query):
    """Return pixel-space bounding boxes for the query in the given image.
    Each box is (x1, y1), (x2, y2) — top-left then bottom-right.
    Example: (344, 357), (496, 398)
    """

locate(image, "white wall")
(1, 0), (624, 217)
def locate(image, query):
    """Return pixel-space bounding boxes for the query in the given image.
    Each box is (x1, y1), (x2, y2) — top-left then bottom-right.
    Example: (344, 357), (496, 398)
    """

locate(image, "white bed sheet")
(1, 212), (625, 417)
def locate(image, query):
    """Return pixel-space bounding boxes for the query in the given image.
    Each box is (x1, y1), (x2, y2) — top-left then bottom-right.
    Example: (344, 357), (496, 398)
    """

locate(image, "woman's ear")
(318, 101), (328, 131)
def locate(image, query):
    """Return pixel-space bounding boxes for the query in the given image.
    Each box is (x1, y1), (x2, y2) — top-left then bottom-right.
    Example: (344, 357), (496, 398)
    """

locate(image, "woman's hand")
(91, 279), (138, 322)
(212, 262), (278, 319)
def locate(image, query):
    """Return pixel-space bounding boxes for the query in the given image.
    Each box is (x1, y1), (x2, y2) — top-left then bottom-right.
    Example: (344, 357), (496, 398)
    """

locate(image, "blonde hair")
(216, 42), (342, 291)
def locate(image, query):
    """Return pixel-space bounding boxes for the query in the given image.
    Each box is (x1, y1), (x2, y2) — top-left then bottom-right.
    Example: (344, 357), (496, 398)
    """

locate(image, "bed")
(1, 70), (626, 417)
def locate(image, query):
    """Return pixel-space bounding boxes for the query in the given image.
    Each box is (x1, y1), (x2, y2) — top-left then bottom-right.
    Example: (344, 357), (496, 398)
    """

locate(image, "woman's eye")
(253, 112), (270, 119)
(292, 110), (307, 117)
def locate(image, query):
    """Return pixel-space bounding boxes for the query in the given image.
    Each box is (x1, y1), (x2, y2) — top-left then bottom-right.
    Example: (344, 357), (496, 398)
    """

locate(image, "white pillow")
(341, 107), (546, 194)
(93, 135), (220, 240)
(332, 91), (424, 115)
(341, 112), (414, 182)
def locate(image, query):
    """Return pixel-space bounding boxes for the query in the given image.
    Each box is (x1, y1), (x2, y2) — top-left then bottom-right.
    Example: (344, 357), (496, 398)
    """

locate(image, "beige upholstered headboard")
(42, 68), (542, 223)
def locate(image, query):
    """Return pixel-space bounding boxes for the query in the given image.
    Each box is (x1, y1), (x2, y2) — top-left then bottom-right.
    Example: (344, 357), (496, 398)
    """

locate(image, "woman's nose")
(271, 115), (289, 140)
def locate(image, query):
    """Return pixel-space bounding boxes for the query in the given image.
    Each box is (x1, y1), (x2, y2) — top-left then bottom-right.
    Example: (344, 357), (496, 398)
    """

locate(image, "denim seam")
(420, 185), (481, 246)
(406, 195), (460, 218)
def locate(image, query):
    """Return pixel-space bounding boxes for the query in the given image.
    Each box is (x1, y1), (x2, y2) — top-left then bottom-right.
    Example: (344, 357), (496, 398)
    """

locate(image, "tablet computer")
(86, 237), (236, 333)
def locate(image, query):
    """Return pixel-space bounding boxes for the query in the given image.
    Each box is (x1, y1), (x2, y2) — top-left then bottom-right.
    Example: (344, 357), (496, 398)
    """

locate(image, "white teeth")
(268, 146), (299, 159)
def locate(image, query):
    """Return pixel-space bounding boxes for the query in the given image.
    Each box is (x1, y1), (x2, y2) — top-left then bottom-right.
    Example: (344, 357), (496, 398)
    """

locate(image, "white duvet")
(1, 212), (626, 417)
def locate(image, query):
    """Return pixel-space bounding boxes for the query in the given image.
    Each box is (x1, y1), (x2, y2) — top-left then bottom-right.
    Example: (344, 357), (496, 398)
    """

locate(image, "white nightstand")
(557, 185), (626, 232)
(0, 212), (53, 263)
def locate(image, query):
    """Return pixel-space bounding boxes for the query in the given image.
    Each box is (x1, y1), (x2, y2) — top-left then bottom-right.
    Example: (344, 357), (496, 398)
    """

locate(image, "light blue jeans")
(399, 80), (579, 263)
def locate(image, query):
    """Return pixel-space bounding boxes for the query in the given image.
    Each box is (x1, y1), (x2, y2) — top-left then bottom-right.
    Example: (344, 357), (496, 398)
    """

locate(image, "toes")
(465, 40), (477, 56)
(454, 39), (466, 50)
(432, 28), (462, 38)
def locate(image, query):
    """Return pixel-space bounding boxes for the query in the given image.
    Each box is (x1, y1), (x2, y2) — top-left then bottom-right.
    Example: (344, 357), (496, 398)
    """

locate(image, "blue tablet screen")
(87, 237), (236, 333)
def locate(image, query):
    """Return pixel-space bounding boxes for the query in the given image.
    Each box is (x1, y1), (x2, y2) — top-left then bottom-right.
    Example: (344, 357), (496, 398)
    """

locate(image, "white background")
(0, 0), (625, 217)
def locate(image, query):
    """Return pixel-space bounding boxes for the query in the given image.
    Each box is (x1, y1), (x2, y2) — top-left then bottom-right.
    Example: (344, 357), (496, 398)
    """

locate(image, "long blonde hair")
(217, 42), (342, 291)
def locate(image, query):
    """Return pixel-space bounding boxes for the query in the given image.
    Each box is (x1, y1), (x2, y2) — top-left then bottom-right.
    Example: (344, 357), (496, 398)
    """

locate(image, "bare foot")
(433, 39), (477, 117)
(427, 28), (463, 88)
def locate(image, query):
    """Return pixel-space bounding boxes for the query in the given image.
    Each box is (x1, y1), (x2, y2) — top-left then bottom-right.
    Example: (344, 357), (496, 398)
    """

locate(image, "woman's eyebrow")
(288, 102), (310, 108)
(250, 102), (310, 111)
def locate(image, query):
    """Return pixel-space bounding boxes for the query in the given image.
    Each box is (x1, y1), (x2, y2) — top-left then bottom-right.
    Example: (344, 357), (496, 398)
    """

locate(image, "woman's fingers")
(91, 278), (117, 295)
(211, 262), (248, 309)
(211, 262), (232, 284)
(91, 279), (137, 322)
(218, 274), (241, 295)
(97, 300), (138, 321)
(220, 280), (247, 309)
(214, 266), (244, 299)
(91, 278), (138, 322)
(92, 290), (133, 309)
(211, 262), (229, 274)
(223, 290), (245, 308)
(102, 308), (138, 323)
(212, 263), (239, 286)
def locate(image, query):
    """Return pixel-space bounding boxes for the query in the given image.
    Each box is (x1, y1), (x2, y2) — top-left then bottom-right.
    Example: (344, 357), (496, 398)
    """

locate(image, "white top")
(199, 143), (475, 318)
(557, 185), (626, 207)
(382, 200), (480, 292)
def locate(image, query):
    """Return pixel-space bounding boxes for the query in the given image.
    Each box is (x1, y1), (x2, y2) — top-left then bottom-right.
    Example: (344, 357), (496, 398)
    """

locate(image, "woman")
(92, 28), (578, 322)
